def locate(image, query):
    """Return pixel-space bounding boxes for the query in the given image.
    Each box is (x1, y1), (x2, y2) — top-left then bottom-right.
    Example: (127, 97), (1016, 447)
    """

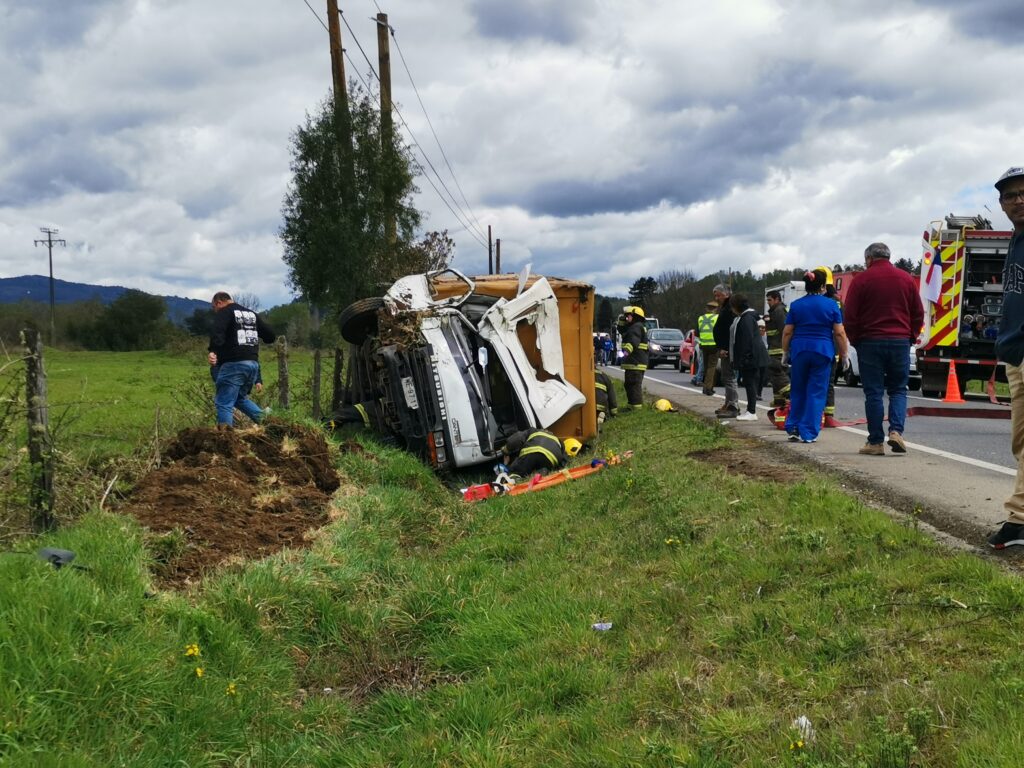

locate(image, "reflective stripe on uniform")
(621, 364), (647, 370)
(354, 403), (370, 428)
(520, 445), (558, 466)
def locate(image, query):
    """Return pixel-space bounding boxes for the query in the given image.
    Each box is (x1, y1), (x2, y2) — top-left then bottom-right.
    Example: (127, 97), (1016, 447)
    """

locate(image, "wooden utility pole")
(22, 328), (55, 532)
(488, 225), (493, 274)
(33, 228), (66, 346)
(376, 12), (396, 254)
(495, 238), (501, 273)
(326, 0), (356, 202)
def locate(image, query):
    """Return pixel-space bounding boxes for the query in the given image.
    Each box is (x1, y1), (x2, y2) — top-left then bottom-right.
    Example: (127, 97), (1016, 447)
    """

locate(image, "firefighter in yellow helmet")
(814, 265), (842, 428)
(617, 305), (649, 408)
(502, 428), (576, 477)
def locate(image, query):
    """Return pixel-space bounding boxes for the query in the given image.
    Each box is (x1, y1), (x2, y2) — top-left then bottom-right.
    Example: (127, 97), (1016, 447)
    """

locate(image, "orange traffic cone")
(943, 360), (966, 404)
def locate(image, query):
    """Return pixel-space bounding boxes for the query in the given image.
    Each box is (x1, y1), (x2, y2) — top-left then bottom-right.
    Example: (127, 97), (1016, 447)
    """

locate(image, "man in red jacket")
(843, 243), (924, 456)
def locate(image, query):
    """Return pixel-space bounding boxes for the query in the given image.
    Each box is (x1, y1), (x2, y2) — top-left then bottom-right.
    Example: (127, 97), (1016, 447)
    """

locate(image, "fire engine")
(916, 215), (1009, 398)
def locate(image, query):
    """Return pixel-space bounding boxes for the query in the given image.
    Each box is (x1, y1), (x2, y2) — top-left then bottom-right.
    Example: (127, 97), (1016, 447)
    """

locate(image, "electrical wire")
(301, 2), (489, 248)
(300, 0), (330, 33)
(389, 24), (489, 242)
(340, 10), (487, 246)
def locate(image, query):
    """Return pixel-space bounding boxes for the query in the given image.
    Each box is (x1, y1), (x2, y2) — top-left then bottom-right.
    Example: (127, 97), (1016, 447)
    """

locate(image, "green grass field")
(2, 365), (1024, 766)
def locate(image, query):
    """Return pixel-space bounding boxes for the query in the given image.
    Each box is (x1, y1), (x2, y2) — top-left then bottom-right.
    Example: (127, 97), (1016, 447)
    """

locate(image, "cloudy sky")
(1, 0), (1022, 307)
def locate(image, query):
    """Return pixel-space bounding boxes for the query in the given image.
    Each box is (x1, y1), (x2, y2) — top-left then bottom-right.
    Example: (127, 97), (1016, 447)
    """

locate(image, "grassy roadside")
(3, 396), (1024, 766)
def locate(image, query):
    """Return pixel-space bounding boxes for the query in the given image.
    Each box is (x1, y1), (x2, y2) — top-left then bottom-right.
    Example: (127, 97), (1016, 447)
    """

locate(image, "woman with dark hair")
(728, 293), (770, 420)
(781, 269), (849, 442)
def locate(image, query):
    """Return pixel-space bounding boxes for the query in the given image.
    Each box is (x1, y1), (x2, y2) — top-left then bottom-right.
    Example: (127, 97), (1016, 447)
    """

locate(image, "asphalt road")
(602, 363), (1017, 551)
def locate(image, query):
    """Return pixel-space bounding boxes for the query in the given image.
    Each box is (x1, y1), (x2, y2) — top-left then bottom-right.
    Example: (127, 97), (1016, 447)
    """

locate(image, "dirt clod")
(122, 420), (340, 587)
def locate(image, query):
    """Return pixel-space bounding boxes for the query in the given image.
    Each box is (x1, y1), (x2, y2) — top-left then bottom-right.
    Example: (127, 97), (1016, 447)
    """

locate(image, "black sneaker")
(715, 406), (739, 419)
(988, 522), (1024, 550)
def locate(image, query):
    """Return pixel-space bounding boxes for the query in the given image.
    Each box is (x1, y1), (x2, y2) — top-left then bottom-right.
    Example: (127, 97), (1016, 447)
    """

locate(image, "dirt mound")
(122, 420), (340, 587)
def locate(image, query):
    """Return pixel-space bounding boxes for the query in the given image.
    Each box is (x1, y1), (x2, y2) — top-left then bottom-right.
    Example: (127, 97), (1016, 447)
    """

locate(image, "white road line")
(608, 368), (1018, 478)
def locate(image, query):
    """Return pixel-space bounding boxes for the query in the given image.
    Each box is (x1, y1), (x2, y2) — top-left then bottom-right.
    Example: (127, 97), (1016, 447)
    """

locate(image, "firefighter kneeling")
(502, 429), (583, 479)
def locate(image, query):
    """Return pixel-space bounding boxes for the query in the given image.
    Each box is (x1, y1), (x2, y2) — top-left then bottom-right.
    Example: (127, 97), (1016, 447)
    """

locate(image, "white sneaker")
(736, 411), (758, 421)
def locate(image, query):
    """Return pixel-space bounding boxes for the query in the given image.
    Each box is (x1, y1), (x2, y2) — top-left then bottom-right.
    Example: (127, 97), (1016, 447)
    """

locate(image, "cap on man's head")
(706, 300), (718, 309)
(996, 167), (1024, 191)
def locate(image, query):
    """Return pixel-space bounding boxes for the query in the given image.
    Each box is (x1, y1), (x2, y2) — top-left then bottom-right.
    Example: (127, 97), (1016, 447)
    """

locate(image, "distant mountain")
(0, 275), (208, 324)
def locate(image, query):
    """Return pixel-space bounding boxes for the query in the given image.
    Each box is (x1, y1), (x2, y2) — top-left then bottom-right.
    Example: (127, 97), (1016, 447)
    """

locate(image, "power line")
(300, 0), (330, 33)
(343, 14), (487, 246)
(389, 23), (488, 241)
(301, 3), (489, 248)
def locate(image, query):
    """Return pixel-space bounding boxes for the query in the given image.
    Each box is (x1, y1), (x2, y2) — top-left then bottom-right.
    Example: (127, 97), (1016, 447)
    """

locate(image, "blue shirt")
(786, 293), (842, 358)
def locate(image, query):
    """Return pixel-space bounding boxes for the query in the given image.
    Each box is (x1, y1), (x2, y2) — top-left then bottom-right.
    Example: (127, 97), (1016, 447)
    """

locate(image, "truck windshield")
(649, 329), (684, 341)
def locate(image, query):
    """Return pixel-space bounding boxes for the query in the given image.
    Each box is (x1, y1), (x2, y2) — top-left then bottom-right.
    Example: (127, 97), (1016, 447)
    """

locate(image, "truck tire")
(339, 297), (385, 344)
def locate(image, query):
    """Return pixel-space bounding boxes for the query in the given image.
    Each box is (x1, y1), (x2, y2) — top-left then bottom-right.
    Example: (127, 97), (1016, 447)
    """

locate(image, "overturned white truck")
(338, 268), (598, 470)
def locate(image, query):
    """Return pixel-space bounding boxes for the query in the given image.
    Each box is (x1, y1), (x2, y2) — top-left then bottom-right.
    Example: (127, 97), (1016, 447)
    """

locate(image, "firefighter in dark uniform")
(502, 429), (582, 477)
(326, 399), (383, 431)
(816, 266), (842, 428)
(765, 290), (790, 408)
(618, 306), (649, 408)
(697, 300), (719, 396)
(594, 369), (618, 423)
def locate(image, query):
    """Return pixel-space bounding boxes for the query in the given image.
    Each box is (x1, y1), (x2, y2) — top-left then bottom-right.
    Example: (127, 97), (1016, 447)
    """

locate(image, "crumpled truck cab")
(339, 268), (597, 470)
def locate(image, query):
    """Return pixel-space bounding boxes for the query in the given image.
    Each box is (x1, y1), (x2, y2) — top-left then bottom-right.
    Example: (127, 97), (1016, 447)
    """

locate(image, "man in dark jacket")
(208, 291), (277, 428)
(712, 284), (740, 418)
(987, 167), (1024, 549)
(618, 306), (649, 408)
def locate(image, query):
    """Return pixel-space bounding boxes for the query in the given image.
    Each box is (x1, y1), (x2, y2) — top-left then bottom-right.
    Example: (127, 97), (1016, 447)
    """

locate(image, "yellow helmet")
(654, 398), (676, 412)
(623, 305), (646, 319)
(563, 438), (583, 457)
(813, 265), (834, 286)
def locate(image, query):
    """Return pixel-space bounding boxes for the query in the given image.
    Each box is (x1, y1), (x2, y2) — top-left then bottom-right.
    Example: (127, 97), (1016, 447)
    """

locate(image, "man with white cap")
(988, 167), (1024, 548)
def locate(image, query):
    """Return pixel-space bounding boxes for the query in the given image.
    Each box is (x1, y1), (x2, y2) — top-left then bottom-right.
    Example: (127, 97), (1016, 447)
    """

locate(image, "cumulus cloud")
(0, 0), (1022, 306)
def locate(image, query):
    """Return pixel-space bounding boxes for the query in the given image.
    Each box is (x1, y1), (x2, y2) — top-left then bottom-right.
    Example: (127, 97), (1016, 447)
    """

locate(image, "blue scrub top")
(786, 294), (842, 358)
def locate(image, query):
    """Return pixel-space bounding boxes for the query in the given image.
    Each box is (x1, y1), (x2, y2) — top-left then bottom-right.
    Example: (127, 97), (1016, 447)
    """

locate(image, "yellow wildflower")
(195, 667), (204, 678)
(184, 643), (200, 658)
(226, 682), (237, 696)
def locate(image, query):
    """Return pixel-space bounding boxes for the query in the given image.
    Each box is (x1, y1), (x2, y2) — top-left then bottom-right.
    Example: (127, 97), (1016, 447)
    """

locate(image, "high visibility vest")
(518, 430), (565, 468)
(697, 313), (718, 346)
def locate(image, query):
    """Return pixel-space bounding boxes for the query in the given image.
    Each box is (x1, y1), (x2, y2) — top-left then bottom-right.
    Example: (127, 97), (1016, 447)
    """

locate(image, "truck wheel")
(339, 297), (385, 344)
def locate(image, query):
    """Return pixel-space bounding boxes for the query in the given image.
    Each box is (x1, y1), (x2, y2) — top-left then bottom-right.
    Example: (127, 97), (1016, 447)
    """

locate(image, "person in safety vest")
(617, 306), (649, 408)
(815, 265), (843, 428)
(502, 429), (581, 477)
(594, 369), (618, 423)
(765, 290), (790, 409)
(697, 300), (719, 396)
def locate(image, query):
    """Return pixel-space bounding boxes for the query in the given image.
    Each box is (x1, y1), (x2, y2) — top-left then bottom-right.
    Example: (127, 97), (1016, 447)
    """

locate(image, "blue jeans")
(214, 360), (263, 426)
(855, 339), (910, 445)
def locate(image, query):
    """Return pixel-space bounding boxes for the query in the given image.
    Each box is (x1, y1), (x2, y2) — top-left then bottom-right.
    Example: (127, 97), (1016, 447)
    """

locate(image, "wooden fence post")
(276, 336), (290, 410)
(330, 346), (344, 416)
(22, 328), (55, 532)
(311, 349), (322, 421)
